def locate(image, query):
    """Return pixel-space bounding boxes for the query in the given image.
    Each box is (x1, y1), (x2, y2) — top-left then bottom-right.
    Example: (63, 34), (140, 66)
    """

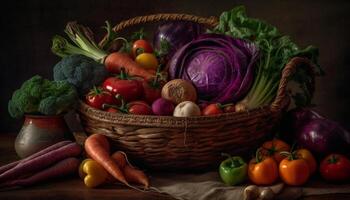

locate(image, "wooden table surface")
(0, 133), (349, 200)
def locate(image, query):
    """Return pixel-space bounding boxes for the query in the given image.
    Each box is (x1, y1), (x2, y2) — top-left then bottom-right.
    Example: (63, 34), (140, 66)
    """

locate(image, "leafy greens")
(212, 6), (323, 109)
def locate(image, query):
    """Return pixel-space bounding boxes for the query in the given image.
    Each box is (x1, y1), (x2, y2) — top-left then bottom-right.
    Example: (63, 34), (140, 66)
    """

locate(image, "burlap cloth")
(149, 171), (350, 200)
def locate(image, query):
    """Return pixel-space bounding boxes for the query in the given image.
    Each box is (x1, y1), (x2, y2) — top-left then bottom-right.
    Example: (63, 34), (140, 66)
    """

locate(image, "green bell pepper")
(219, 153), (247, 186)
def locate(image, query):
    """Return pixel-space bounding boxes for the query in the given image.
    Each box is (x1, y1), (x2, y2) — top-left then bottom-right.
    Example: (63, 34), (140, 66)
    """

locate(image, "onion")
(297, 118), (350, 156)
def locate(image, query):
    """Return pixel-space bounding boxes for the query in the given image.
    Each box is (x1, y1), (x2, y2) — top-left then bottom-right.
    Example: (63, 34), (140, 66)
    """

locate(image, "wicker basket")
(77, 13), (314, 171)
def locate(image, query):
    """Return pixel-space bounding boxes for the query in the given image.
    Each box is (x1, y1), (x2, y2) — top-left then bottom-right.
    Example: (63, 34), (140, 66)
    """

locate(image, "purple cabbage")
(153, 21), (203, 60)
(168, 33), (259, 103)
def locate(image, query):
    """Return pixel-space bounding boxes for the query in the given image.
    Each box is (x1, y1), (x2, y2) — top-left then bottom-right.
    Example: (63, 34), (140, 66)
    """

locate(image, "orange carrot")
(124, 165), (149, 189)
(104, 52), (154, 80)
(146, 69), (157, 75)
(84, 134), (128, 186)
(111, 151), (127, 169)
(111, 151), (149, 189)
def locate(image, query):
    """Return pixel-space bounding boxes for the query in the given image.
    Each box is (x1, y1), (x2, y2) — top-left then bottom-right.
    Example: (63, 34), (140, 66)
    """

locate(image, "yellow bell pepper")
(78, 158), (109, 188)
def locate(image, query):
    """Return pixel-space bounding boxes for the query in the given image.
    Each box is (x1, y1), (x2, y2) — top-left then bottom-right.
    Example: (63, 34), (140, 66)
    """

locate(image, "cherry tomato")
(202, 103), (223, 116)
(132, 40), (153, 57)
(85, 87), (116, 110)
(102, 69), (143, 102)
(248, 150), (279, 185)
(279, 156), (310, 186)
(296, 148), (317, 175)
(320, 154), (350, 182)
(135, 53), (158, 70)
(106, 107), (119, 113)
(127, 101), (153, 115)
(261, 139), (290, 163)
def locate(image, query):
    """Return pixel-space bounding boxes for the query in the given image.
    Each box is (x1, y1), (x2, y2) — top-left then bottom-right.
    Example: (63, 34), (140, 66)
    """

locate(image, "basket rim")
(77, 97), (289, 128)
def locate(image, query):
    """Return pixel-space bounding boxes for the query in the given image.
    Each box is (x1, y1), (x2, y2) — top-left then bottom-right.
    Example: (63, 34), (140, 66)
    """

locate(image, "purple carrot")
(0, 142), (81, 183)
(0, 140), (72, 175)
(0, 157), (80, 188)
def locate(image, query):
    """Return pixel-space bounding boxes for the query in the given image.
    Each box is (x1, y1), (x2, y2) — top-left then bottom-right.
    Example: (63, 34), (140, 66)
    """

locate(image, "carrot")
(104, 52), (154, 80)
(0, 140), (72, 175)
(146, 69), (157, 75)
(111, 151), (127, 168)
(0, 157), (80, 188)
(123, 165), (149, 189)
(84, 134), (128, 186)
(0, 142), (81, 183)
(111, 151), (149, 189)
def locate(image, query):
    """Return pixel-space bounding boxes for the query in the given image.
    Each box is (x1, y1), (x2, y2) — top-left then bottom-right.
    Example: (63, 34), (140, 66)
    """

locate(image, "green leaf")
(214, 6), (324, 109)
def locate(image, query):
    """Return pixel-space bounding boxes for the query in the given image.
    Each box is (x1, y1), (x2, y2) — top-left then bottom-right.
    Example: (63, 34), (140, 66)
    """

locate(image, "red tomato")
(106, 107), (119, 113)
(127, 101), (153, 115)
(102, 70), (143, 102)
(132, 40), (153, 57)
(85, 87), (116, 109)
(320, 154), (350, 182)
(142, 77), (163, 104)
(202, 104), (223, 116)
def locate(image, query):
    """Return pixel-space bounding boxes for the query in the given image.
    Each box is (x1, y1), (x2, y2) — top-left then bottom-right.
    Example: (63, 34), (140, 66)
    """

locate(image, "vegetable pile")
(6, 4), (350, 192)
(47, 6), (321, 117)
(82, 134), (149, 189)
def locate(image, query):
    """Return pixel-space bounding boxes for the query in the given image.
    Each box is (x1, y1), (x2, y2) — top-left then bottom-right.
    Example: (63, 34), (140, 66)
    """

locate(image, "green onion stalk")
(51, 21), (125, 63)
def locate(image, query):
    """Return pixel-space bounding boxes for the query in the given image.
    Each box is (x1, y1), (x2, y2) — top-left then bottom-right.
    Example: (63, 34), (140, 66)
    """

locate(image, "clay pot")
(14, 115), (70, 158)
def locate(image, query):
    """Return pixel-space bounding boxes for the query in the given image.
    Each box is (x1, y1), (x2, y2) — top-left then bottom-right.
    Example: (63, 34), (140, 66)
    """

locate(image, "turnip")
(152, 98), (175, 116)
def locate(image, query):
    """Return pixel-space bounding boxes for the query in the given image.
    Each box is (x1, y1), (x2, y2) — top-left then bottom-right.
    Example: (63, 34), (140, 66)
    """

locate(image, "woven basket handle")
(99, 13), (218, 46)
(270, 57), (315, 112)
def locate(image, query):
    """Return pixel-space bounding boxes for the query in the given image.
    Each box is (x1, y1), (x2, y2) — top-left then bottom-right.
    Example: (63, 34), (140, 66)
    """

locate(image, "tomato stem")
(136, 48), (145, 56)
(114, 94), (128, 113)
(151, 74), (160, 88)
(255, 148), (263, 163)
(329, 155), (338, 164)
(132, 28), (146, 41)
(118, 68), (128, 80)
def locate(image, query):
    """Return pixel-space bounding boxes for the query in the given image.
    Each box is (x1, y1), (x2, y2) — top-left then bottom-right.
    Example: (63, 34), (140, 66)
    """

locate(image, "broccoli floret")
(8, 75), (78, 118)
(38, 81), (78, 115)
(53, 54), (108, 96)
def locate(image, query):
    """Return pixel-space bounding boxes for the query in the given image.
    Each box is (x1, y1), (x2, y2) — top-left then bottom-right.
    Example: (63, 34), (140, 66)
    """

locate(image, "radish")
(0, 157), (80, 188)
(0, 140), (72, 175)
(0, 142), (81, 182)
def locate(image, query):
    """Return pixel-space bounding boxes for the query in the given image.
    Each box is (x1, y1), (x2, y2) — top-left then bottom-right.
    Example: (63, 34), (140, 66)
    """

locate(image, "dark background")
(1, 0), (350, 133)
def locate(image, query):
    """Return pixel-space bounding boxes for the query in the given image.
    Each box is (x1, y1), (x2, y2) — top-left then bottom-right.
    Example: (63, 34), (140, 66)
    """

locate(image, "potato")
(161, 79), (197, 105)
